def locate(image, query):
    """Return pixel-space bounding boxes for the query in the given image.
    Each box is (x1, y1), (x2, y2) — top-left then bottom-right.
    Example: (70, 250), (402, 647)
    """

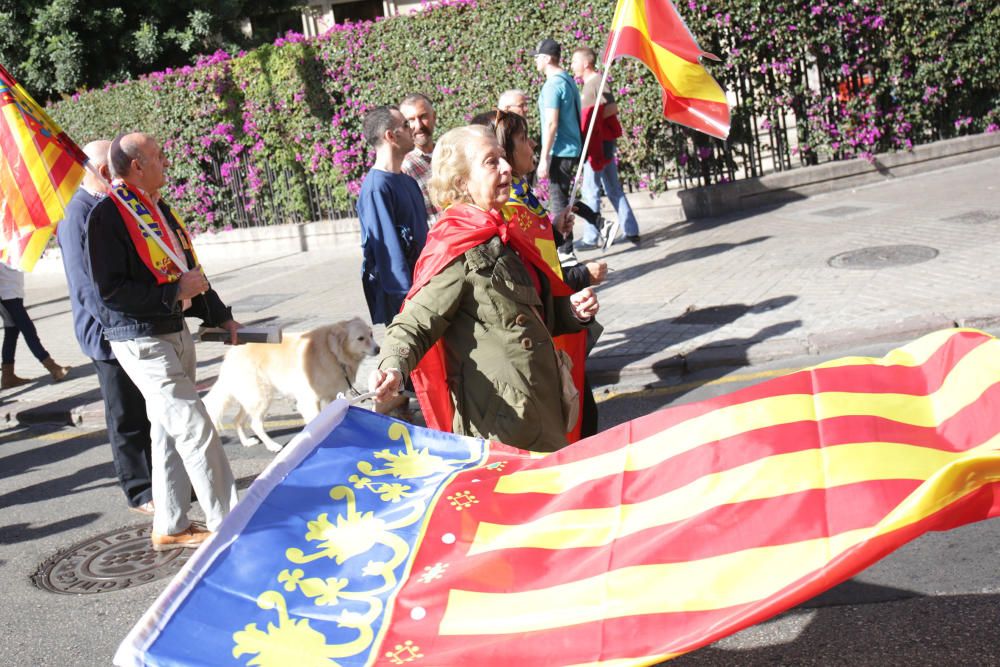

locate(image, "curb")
(588, 313), (1000, 390)
(0, 399), (99, 428)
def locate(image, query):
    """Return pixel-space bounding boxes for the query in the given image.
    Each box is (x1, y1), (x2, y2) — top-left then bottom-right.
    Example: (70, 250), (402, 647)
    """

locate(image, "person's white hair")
(498, 89), (528, 111)
(429, 125), (496, 210)
(82, 139), (110, 166)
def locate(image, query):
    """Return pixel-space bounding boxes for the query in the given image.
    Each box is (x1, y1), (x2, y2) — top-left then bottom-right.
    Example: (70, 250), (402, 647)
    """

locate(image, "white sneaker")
(601, 219), (621, 251)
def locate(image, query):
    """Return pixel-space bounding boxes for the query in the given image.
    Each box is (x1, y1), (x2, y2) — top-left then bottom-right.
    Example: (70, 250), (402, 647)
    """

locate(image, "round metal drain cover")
(32, 524), (190, 595)
(828, 245), (938, 269)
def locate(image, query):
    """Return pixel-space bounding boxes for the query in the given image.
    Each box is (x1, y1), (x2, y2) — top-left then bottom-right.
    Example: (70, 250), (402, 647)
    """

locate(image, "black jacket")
(86, 195), (232, 342)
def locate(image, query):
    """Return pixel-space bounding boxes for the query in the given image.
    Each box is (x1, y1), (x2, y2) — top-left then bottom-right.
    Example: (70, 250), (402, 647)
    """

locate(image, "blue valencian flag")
(115, 404), (489, 666)
(116, 329), (1000, 666)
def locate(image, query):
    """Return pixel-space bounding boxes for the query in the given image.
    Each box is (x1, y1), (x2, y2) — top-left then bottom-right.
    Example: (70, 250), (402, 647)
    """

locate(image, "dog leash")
(345, 390), (376, 406)
(340, 362), (363, 398)
(341, 389), (417, 408)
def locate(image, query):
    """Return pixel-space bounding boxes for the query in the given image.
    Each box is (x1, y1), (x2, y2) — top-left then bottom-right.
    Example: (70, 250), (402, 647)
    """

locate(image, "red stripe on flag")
(0, 111), (52, 230)
(510, 329), (990, 473)
(661, 93), (730, 138)
(477, 379), (1000, 522)
(426, 480), (923, 594)
(639, 0), (704, 63)
(380, 481), (1000, 665)
(46, 149), (78, 187)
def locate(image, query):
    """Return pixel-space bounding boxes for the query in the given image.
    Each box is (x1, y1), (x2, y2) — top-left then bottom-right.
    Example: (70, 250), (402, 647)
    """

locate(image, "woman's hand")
(570, 287), (600, 321)
(553, 208), (575, 236)
(368, 368), (403, 403)
(585, 261), (607, 286)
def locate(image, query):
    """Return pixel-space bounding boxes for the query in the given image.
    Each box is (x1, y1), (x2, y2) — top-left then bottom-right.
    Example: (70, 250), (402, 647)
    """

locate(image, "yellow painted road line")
(1, 417), (305, 443)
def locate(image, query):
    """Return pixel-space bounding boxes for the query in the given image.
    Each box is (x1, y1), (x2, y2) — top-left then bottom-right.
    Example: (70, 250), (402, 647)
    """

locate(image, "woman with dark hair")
(487, 110), (603, 439)
(484, 110), (607, 292)
(369, 125), (599, 452)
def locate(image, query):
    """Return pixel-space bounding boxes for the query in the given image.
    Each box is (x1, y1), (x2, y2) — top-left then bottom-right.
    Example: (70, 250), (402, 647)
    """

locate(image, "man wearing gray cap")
(532, 38), (582, 218)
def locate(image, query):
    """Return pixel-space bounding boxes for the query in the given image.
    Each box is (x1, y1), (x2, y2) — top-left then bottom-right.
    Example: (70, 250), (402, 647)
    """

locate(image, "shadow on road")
(592, 296), (801, 398)
(667, 591), (1000, 665)
(0, 461), (114, 512)
(0, 513), (103, 545)
(609, 236), (771, 284)
(0, 426), (106, 481)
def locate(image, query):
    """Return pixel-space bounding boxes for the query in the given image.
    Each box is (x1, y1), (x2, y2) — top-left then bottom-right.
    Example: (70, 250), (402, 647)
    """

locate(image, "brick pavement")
(3, 156), (998, 426)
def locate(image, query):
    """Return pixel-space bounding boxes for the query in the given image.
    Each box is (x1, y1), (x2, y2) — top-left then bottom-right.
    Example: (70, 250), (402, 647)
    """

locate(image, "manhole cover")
(813, 205), (870, 218)
(942, 209), (1000, 224)
(31, 524), (190, 595)
(229, 293), (294, 312)
(828, 245), (938, 269)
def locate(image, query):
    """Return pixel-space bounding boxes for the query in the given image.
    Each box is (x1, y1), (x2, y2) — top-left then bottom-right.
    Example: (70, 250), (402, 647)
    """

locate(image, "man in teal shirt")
(533, 38), (582, 218)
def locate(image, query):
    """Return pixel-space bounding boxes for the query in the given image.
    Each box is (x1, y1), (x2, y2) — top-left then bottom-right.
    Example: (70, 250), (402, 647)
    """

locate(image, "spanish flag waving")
(0, 63), (86, 270)
(606, 0), (730, 139)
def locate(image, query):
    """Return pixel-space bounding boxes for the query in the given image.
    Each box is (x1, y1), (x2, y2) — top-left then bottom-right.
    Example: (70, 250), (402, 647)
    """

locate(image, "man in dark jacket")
(58, 139), (154, 515)
(87, 131), (240, 552)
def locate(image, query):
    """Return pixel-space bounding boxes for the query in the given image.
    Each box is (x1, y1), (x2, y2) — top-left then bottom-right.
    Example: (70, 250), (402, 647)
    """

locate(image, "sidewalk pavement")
(3, 155), (999, 428)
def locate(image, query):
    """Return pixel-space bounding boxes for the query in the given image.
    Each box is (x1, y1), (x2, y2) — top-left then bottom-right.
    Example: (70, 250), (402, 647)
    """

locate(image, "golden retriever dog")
(204, 317), (379, 452)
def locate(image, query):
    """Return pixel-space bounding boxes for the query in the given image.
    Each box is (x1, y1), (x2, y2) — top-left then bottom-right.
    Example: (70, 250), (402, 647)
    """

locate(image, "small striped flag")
(0, 63), (86, 270)
(605, 0), (730, 139)
(116, 328), (1000, 666)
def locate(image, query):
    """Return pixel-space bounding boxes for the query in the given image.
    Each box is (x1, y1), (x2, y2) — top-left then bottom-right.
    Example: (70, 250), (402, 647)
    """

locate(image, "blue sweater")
(356, 169), (428, 325)
(58, 188), (112, 360)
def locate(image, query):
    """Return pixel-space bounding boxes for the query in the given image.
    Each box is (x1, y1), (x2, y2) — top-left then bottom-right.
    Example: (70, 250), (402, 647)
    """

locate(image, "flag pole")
(567, 0), (628, 214)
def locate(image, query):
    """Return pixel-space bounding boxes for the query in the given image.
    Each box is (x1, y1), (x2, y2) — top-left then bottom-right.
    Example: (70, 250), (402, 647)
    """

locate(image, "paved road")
(5, 156), (1000, 425)
(3, 154), (1000, 664)
(3, 341), (999, 666)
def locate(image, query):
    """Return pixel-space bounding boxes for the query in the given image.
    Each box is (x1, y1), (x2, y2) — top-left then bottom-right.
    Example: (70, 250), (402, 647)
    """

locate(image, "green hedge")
(49, 0), (1000, 232)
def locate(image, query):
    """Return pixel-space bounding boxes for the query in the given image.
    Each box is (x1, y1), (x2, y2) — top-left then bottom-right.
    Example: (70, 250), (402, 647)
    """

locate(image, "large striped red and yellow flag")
(117, 329), (1000, 666)
(606, 0), (730, 139)
(0, 63), (86, 271)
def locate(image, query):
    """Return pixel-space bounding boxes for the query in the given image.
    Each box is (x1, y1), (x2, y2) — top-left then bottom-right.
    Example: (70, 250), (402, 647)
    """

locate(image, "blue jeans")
(1, 298), (49, 364)
(579, 146), (639, 244)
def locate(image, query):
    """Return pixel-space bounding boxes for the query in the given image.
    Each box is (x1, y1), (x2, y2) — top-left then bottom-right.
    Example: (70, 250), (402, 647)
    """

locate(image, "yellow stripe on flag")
(614, 0), (726, 103)
(496, 332), (1000, 496)
(5, 108), (66, 224)
(470, 436), (1000, 555)
(19, 226), (53, 272)
(444, 453), (1000, 635)
(0, 147), (34, 231)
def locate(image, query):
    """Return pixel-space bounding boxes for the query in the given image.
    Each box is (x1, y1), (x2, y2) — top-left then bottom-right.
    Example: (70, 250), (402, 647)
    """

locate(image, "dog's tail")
(202, 373), (233, 435)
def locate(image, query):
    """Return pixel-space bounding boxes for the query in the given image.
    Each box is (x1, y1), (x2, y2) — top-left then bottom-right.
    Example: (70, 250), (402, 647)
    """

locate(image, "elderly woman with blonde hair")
(368, 125), (599, 452)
